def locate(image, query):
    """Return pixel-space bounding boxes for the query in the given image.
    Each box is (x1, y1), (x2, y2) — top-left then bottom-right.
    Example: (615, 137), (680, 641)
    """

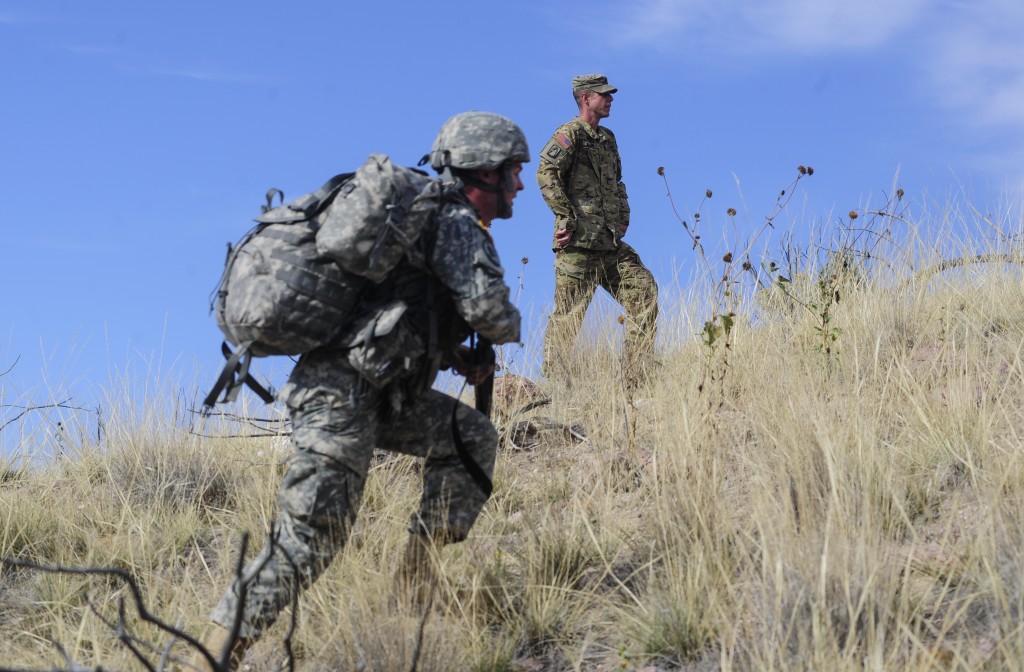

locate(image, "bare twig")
(2, 555), (208, 670)
(0, 530), (299, 672)
(187, 407), (291, 438)
(408, 580), (437, 672)
(0, 399), (91, 432)
(1, 355), (19, 377)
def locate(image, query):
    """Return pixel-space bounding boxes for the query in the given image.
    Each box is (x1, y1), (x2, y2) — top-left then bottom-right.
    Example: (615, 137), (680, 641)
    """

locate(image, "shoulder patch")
(475, 237), (504, 276)
(541, 135), (573, 166)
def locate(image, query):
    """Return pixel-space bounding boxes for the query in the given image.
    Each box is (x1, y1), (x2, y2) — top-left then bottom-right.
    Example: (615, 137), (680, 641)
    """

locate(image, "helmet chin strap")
(457, 163), (516, 219)
(495, 163), (517, 218)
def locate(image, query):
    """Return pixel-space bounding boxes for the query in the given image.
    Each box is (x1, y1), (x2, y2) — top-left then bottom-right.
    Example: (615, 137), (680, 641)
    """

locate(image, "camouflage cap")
(572, 74), (617, 95)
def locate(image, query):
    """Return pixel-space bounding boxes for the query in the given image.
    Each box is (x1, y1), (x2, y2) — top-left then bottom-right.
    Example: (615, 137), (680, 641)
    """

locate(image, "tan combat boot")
(392, 532), (440, 609)
(188, 625), (250, 672)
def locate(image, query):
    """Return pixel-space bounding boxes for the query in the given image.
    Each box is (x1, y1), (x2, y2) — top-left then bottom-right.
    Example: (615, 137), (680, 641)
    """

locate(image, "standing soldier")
(537, 74), (658, 391)
(192, 112), (529, 671)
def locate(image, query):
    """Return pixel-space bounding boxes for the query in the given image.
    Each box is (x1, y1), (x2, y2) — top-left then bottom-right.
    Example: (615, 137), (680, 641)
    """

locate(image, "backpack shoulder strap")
(201, 341), (277, 413)
(255, 172), (356, 224)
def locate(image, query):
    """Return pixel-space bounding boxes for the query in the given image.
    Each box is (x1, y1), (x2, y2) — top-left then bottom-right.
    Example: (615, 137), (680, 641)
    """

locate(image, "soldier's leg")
(542, 249), (598, 382)
(209, 364), (377, 640)
(604, 244), (659, 389)
(380, 390), (498, 603)
(382, 390), (498, 541)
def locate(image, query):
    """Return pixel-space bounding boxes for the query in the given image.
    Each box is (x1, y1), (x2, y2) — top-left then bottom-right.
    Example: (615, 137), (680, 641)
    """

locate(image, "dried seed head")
(657, 166), (665, 176)
(694, 212), (701, 221)
(726, 207), (737, 216)
(617, 315), (625, 324)
(798, 165), (807, 175)
(896, 188), (904, 200)
(742, 260), (752, 271)
(521, 257), (529, 265)
(706, 189), (713, 198)
(849, 210), (859, 220)
(806, 166), (814, 175)
(723, 252), (733, 263)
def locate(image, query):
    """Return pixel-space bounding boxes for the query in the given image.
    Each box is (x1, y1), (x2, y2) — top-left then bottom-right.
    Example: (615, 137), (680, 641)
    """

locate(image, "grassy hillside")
(4, 205), (1024, 671)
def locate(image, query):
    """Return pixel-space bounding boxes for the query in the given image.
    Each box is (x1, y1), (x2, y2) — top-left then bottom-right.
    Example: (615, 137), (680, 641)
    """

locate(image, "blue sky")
(3, 1), (1023, 452)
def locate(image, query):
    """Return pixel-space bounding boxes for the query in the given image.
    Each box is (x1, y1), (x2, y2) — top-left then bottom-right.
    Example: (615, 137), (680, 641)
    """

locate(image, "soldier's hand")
(451, 345), (495, 386)
(555, 227), (574, 247)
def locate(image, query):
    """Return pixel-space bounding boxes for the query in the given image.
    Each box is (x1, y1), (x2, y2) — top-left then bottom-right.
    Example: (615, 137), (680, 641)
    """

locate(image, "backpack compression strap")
(201, 341), (276, 414)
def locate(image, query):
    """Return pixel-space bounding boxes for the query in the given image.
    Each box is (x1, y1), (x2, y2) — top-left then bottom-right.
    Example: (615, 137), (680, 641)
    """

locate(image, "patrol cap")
(572, 74), (617, 94)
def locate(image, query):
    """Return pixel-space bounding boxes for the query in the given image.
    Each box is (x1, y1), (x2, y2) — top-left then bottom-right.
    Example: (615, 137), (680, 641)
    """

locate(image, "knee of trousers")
(288, 400), (375, 478)
(277, 450), (366, 533)
(456, 408), (499, 471)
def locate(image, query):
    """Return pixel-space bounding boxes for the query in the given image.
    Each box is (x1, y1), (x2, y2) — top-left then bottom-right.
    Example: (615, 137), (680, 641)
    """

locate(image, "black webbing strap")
(472, 333), (495, 418)
(201, 341), (276, 413)
(450, 386), (494, 498)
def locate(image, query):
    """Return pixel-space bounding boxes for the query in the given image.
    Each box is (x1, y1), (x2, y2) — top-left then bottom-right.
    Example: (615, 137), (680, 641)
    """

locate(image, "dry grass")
(4, 202), (1024, 671)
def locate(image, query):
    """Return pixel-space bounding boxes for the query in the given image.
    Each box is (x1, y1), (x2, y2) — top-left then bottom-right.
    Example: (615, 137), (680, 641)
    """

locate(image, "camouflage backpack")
(202, 153), (444, 410)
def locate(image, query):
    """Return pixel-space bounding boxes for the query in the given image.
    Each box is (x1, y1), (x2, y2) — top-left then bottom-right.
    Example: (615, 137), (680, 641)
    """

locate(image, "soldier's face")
(466, 162), (524, 222)
(583, 90), (613, 118)
(499, 162), (525, 217)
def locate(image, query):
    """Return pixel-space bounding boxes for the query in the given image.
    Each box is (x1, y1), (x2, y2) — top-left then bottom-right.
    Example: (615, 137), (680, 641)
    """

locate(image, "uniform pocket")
(344, 300), (426, 388)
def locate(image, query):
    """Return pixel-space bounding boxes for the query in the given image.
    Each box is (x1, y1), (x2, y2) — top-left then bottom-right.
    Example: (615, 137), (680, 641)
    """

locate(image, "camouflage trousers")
(542, 243), (658, 389)
(210, 353), (497, 639)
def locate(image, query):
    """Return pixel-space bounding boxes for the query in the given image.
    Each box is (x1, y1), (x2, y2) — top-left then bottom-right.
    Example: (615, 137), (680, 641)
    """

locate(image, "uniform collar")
(572, 116), (602, 138)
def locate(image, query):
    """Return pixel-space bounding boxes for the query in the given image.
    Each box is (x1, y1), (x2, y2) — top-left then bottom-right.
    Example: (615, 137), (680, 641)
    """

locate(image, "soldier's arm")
(431, 208), (521, 345)
(609, 131), (631, 230)
(535, 130), (576, 223)
(618, 181), (631, 230)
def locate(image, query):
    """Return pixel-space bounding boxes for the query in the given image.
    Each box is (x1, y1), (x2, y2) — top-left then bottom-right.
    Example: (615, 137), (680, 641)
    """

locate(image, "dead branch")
(0, 398), (92, 432)
(187, 407), (291, 439)
(904, 253), (1024, 289)
(1, 530), (299, 672)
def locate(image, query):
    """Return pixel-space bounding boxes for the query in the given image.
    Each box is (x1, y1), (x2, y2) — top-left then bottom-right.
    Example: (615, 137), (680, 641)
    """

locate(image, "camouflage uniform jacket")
(331, 191), (521, 394)
(536, 117), (630, 251)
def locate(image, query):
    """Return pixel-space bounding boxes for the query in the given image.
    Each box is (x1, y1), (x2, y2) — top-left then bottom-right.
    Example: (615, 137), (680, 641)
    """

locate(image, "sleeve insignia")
(541, 135), (573, 165)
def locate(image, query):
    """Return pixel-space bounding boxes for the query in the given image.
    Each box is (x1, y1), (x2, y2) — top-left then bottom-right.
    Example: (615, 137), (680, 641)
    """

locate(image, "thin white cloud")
(121, 64), (256, 84)
(62, 43), (126, 56)
(603, 0), (929, 53)
(925, 1), (1024, 127)
(749, 0), (930, 51)
(61, 43), (254, 84)
(0, 12), (36, 24)
(914, 0), (1024, 179)
(595, 0), (1024, 178)
(604, 0), (712, 47)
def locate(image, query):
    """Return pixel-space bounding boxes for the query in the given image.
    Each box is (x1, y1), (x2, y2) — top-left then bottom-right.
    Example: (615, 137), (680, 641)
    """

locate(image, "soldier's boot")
(392, 532), (440, 609)
(188, 625), (251, 672)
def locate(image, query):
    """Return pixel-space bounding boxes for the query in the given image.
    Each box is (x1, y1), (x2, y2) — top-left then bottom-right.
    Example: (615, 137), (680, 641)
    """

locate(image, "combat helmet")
(429, 111), (530, 174)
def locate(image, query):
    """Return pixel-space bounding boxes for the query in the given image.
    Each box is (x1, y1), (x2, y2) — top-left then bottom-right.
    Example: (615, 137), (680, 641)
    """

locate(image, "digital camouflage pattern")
(214, 198), (365, 358)
(542, 244), (658, 388)
(536, 118), (629, 251)
(429, 111), (530, 172)
(316, 154), (442, 283)
(209, 362), (498, 638)
(209, 197), (519, 638)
